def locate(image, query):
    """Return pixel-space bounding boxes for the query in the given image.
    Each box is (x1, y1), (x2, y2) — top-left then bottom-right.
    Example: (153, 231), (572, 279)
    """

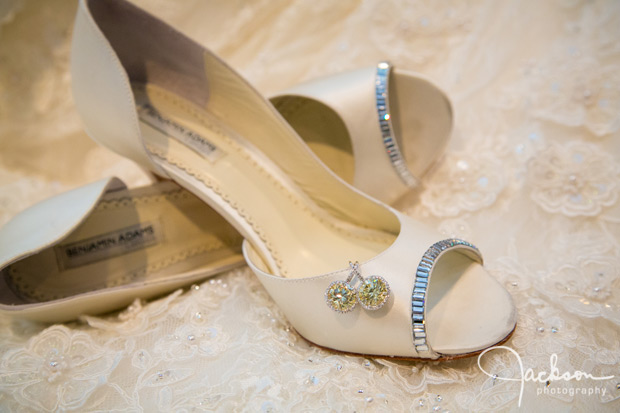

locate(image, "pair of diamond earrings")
(325, 261), (391, 313)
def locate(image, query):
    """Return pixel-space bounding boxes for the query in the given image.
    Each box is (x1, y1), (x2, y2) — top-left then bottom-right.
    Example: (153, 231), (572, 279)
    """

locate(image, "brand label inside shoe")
(55, 222), (161, 269)
(137, 103), (223, 162)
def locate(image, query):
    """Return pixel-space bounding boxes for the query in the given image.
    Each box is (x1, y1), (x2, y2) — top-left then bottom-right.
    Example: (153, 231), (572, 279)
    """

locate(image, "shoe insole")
(5, 182), (242, 303)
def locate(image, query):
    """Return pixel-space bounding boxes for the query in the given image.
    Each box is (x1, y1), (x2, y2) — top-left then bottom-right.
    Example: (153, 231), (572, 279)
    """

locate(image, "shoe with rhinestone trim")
(71, 0), (516, 359)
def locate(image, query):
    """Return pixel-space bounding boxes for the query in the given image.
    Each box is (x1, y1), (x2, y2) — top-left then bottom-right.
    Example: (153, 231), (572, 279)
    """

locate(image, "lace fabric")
(1, 0), (619, 411)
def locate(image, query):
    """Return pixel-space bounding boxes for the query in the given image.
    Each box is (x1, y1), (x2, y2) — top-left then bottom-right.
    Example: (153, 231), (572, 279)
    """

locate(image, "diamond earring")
(325, 262), (390, 313)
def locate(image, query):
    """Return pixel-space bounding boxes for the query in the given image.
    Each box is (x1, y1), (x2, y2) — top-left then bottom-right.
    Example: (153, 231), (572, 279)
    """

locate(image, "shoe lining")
(271, 96), (355, 185)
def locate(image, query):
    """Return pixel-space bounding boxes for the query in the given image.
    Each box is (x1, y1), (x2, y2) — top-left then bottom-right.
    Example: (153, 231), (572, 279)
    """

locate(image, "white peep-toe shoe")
(71, 0), (516, 359)
(0, 178), (242, 322)
(271, 62), (453, 205)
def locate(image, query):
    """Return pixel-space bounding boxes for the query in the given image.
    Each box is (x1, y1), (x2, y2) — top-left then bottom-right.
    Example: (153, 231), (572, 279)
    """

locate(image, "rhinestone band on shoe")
(411, 239), (483, 358)
(325, 262), (391, 313)
(375, 61), (419, 189)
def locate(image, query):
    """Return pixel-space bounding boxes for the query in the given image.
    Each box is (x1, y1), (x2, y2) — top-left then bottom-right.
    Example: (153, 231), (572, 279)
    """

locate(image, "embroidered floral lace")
(0, 0), (618, 411)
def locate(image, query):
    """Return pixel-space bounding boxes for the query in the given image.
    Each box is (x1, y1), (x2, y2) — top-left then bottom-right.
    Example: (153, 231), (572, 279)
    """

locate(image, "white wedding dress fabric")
(1, 0), (619, 411)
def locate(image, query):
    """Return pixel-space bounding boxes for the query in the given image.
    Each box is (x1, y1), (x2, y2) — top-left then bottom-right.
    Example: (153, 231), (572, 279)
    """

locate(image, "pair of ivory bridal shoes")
(0, 0), (516, 360)
(0, 59), (451, 324)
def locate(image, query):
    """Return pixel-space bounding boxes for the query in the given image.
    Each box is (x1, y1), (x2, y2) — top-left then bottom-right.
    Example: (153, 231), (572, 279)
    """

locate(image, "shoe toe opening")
(425, 252), (517, 355)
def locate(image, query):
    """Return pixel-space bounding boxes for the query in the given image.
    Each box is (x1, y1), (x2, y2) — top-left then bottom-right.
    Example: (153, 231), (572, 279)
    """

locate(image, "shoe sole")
(296, 323), (517, 362)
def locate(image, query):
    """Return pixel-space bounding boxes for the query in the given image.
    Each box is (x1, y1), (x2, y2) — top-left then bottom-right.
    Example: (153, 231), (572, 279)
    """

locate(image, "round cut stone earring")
(325, 262), (390, 313)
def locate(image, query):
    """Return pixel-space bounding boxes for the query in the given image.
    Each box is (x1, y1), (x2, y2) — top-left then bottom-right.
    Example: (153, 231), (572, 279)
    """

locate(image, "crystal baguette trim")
(411, 238), (483, 358)
(375, 61), (419, 188)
